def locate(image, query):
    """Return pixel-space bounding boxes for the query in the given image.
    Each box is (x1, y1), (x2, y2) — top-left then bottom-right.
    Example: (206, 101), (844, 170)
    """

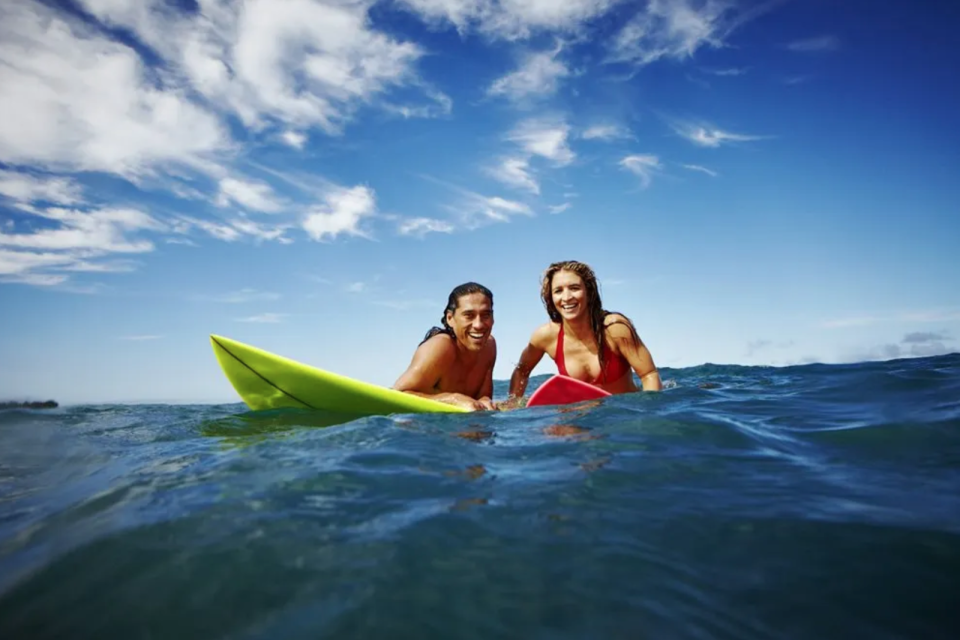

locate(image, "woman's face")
(551, 269), (587, 322)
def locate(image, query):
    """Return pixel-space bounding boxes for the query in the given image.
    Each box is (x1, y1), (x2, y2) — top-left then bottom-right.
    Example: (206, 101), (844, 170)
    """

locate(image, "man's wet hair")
(420, 282), (494, 345)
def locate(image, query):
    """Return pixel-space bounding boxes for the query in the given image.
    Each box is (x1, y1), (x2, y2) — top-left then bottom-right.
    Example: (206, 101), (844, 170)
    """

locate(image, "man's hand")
(440, 392), (492, 411)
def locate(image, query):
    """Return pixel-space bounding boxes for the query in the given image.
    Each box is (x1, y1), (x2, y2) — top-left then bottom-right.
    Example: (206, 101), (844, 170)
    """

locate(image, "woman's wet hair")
(540, 260), (641, 380)
(420, 282), (494, 345)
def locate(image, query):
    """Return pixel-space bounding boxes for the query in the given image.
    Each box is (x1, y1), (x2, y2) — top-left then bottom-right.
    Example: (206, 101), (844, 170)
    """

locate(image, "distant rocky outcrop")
(0, 400), (59, 409)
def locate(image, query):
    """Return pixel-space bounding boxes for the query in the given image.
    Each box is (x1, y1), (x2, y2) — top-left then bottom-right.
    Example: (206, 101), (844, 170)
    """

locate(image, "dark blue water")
(2, 355), (959, 639)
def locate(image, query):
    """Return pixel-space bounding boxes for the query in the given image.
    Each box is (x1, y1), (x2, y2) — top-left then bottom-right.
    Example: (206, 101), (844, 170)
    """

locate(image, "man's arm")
(393, 336), (487, 410)
(476, 337), (497, 410)
(606, 317), (663, 392)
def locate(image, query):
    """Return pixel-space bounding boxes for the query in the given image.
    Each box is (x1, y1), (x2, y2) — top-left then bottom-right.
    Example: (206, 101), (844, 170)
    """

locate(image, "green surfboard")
(210, 334), (469, 416)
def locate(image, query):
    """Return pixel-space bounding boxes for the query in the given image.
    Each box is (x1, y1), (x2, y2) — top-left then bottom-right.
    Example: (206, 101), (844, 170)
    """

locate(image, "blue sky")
(1, 0), (958, 404)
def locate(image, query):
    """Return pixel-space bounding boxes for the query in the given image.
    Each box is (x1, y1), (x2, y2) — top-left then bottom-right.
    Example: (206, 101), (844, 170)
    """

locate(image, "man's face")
(445, 292), (493, 352)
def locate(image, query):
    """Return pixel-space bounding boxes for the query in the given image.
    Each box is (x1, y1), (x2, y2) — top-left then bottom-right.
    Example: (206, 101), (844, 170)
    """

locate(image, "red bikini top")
(555, 323), (631, 384)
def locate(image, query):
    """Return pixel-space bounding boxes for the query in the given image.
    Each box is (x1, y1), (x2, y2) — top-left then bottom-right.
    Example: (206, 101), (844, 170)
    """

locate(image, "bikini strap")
(555, 323), (567, 376)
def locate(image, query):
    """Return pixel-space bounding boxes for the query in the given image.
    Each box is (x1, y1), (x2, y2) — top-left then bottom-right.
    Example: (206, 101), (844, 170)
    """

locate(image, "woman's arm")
(506, 325), (550, 401)
(606, 315), (662, 391)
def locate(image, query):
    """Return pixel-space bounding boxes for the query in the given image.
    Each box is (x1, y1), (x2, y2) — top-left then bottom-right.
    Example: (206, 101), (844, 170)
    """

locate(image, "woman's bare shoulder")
(530, 321), (559, 347)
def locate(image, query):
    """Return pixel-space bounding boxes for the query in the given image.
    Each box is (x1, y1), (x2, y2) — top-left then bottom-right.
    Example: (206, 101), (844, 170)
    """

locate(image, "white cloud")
(395, 0), (620, 40)
(371, 298), (436, 310)
(548, 202), (572, 214)
(619, 154), (662, 188)
(487, 45), (570, 102)
(682, 163), (718, 177)
(0, 2), (229, 178)
(281, 130), (308, 149)
(670, 120), (768, 147)
(0, 170), (84, 206)
(581, 124), (631, 141)
(0, 207), (163, 253)
(703, 66), (748, 76)
(449, 192), (533, 228)
(0, 270), (70, 286)
(418, 173), (533, 230)
(235, 313), (286, 323)
(0, 249), (78, 278)
(820, 309), (960, 329)
(381, 88), (453, 120)
(486, 156), (540, 194)
(506, 117), (575, 166)
(216, 177), (285, 213)
(345, 281), (366, 293)
(302, 184), (378, 242)
(229, 218), (293, 242)
(786, 35), (840, 53)
(176, 217), (243, 242)
(210, 288), (281, 303)
(0, 203), (166, 284)
(397, 217), (456, 237)
(76, 0), (431, 137)
(607, 0), (745, 67)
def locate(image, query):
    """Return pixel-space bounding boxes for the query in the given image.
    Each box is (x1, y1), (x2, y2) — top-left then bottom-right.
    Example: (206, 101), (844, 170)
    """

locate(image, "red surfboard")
(526, 374), (612, 407)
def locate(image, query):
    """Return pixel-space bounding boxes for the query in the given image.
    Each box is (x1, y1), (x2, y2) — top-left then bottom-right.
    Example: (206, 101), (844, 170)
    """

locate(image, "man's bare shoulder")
(416, 332), (458, 363)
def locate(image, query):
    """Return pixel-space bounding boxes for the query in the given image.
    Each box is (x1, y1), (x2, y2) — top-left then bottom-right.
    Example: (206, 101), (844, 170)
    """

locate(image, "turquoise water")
(2, 355), (959, 639)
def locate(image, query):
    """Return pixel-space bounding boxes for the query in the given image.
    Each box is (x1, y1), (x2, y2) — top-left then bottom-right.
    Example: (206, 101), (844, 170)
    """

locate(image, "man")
(393, 282), (497, 411)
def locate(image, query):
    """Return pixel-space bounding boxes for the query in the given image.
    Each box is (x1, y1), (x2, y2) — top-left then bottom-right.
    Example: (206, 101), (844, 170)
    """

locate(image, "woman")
(507, 260), (662, 401)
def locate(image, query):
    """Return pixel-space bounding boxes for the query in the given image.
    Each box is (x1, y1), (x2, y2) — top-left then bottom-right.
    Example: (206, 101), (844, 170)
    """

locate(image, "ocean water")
(1, 355), (959, 640)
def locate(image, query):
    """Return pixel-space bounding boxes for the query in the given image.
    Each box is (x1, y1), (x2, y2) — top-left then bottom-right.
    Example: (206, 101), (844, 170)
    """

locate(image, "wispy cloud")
(581, 124), (632, 141)
(215, 177), (285, 214)
(281, 130), (307, 149)
(506, 117), (575, 166)
(487, 44), (570, 102)
(548, 203), (572, 214)
(606, 0), (774, 68)
(371, 298), (436, 311)
(0, 170), (84, 206)
(779, 74), (813, 86)
(786, 35), (840, 53)
(820, 309), (960, 329)
(669, 119), (769, 148)
(71, 0), (432, 138)
(0, 1), (455, 289)
(395, 0), (619, 40)
(345, 281), (366, 293)
(397, 217), (456, 238)
(486, 156), (540, 194)
(0, 195), (167, 284)
(235, 313), (286, 324)
(448, 194), (533, 228)
(821, 316), (882, 329)
(619, 154), (662, 188)
(702, 67), (749, 76)
(0, 2), (228, 179)
(209, 288), (281, 304)
(682, 163), (718, 177)
(745, 339), (795, 357)
(418, 174), (534, 230)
